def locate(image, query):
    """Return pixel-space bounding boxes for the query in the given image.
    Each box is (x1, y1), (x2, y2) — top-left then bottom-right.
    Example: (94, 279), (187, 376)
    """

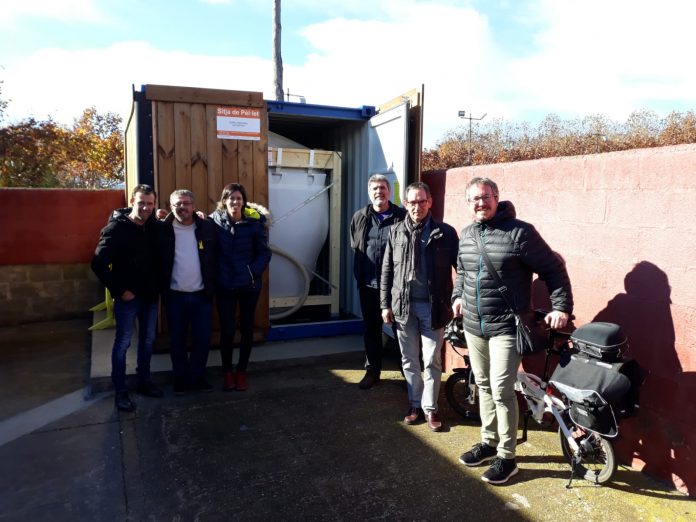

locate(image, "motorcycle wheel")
(445, 369), (480, 421)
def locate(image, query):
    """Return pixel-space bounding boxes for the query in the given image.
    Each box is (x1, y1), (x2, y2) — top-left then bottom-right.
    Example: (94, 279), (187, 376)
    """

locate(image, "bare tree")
(273, 0), (283, 101)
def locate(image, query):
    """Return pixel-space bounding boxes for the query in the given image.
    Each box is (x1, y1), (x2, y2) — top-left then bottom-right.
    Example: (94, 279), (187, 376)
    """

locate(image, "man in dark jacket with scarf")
(381, 181), (459, 432)
(92, 184), (163, 412)
(350, 174), (406, 389)
(452, 176), (573, 485)
(159, 189), (217, 394)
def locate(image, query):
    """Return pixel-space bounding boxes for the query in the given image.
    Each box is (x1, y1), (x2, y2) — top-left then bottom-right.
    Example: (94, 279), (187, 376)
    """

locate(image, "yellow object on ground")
(88, 289), (115, 330)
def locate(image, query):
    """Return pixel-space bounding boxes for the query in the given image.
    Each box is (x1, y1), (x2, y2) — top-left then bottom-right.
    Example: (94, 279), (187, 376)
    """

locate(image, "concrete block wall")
(0, 188), (125, 326)
(428, 143), (696, 495)
(0, 264), (101, 325)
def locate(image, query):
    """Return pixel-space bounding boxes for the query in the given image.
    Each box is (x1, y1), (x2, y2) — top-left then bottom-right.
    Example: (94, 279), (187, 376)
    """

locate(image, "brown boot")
(236, 371), (248, 391)
(223, 371), (236, 391)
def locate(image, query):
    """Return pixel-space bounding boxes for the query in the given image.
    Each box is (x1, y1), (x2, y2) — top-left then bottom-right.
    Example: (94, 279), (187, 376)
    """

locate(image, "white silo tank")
(267, 133), (330, 306)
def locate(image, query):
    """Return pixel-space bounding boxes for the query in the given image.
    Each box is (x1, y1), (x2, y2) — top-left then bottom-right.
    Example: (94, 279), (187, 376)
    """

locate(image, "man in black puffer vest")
(452, 176), (573, 485)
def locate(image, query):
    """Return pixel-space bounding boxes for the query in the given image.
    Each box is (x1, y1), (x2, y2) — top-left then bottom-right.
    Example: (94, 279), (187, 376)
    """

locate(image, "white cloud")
(2, 0), (695, 148)
(287, 3), (493, 146)
(3, 2), (492, 147)
(3, 42), (274, 127)
(0, 0), (109, 27)
(502, 0), (696, 121)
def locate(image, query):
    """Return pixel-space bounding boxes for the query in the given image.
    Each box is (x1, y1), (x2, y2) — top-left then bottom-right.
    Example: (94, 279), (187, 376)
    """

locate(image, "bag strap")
(473, 230), (518, 314)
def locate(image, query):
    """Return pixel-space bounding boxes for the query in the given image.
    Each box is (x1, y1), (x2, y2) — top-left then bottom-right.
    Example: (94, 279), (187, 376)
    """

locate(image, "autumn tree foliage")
(0, 81), (7, 123)
(62, 108), (124, 188)
(423, 109), (696, 171)
(0, 84), (124, 188)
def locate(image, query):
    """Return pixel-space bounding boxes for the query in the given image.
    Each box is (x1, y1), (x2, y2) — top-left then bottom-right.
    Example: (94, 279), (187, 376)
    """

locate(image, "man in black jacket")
(381, 182), (459, 431)
(452, 176), (573, 484)
(92, 184), (163, 412)
(159, 190), (217, 394)
(350, 174), (406, 389)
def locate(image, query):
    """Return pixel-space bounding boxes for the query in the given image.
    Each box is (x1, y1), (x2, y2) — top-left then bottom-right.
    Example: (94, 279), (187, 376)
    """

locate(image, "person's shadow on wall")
(525, 255), (577, 377)
(591, 261), (694, 495)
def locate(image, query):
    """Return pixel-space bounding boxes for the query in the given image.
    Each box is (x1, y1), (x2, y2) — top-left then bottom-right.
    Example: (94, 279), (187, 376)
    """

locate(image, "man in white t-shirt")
(160, 190), (218, 393)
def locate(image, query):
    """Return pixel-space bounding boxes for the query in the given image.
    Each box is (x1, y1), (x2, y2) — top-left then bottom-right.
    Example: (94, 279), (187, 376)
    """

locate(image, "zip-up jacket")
(452, 201), (573, 338)
(380, 215), (459, 330)
(159, 213), (218, 298)
(91, 208), (161, 302)
(350, 201), (406, 287)
(210, 203), (272, 291)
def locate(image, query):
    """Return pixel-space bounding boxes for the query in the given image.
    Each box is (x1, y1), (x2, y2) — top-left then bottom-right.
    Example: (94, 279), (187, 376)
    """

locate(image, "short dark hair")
(132, 184), (156, 199)
(218, 183), (248, 210)
(466, 177), (499, 199)
(405, 181), (431, 198)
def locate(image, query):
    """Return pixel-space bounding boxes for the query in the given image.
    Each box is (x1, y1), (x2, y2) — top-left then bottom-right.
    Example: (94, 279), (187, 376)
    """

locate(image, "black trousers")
(358, 286), (389, 373)
(217, 287), (260, 373)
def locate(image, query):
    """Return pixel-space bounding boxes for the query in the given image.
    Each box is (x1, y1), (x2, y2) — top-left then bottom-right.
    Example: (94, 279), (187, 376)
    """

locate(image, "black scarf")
(405, 216), (425, 282)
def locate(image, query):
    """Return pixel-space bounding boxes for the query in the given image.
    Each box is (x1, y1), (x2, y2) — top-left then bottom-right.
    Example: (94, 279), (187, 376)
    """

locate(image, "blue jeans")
(396, 300), (444, 414)
(165, 290), (213, 385)
(112, 297), (158, 393)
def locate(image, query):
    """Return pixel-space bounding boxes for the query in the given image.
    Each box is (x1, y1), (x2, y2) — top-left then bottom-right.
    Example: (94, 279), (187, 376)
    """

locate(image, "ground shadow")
(1, 316), (691, 520)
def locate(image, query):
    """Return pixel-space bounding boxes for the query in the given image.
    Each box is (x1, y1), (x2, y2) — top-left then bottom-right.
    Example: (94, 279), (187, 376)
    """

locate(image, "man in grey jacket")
(452, 176), (573, 485)
(381, 181), (459, 432)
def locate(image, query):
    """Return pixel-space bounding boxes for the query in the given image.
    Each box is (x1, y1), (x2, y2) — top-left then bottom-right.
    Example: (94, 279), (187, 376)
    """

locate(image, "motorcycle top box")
(570, 322), (627, 362)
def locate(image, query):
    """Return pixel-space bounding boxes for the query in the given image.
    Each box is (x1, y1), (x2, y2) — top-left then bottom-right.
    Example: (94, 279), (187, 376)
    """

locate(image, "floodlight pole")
(458, 110), (487, 165)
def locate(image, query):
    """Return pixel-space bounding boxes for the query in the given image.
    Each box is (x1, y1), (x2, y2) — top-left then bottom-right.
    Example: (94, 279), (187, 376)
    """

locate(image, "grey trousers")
(464, 332), (521, 459)
(396, 300), (444, 414)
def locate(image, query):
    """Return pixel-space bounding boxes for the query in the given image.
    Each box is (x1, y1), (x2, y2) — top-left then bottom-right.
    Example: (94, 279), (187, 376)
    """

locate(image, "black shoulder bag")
(473, 232), (548, 356)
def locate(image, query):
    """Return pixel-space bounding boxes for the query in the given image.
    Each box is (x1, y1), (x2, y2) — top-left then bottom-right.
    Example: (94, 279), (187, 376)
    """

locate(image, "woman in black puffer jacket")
(210, 183), (272, 392)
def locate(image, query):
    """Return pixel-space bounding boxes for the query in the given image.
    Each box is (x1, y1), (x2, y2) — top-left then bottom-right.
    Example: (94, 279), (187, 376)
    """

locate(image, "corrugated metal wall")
(331, 122), (371, 318)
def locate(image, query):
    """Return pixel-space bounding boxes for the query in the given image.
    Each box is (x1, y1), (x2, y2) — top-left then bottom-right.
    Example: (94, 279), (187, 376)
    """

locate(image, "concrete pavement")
(0, 319), (693, 521)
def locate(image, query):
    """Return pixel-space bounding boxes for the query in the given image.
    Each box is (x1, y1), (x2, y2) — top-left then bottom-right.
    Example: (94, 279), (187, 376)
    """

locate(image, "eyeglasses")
(467, 195), (494, 203)
(407, 199), (429, 206)
(172, 201), (193, 208)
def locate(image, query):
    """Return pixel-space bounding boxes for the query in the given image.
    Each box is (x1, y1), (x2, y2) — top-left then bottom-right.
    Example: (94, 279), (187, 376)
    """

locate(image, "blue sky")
(1, 0), (695, 148)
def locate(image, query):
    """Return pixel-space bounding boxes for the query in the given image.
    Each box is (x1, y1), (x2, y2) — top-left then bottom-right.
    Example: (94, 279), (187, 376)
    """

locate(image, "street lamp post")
(458, 110), (487, 165)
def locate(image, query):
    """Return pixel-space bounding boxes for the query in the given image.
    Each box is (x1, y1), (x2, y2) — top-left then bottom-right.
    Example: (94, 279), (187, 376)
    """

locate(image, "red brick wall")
(0, 189), (126, 325)
(0, 188), (125, 264)
(427, 144), (696, 495)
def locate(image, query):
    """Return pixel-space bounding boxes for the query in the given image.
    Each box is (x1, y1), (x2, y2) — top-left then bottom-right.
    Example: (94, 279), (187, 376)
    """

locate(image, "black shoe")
(173, 381), (189, 395)
(136, 381), (164, 398)
(459, 442), (497, 467)
(358, 371), (380, 390)
(115, 391), (136, 412)
(192, 379), (214, 393)
(481, 457), (518, 485)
